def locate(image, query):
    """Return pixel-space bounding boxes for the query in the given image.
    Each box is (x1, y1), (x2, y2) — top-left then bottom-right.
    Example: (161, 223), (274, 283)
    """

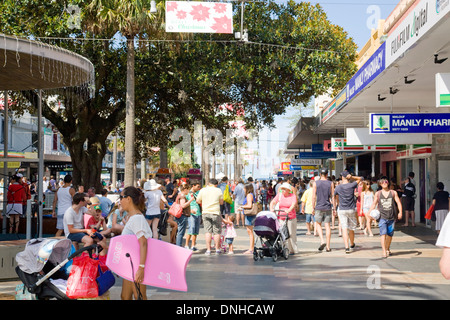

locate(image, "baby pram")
(15, 238), (99, 300)
(253, 210), (290, 262)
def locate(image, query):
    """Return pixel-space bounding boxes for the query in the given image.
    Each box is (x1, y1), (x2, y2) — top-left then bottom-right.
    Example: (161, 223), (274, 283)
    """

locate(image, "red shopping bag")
(66, 255), (99, 299)
(425, 204), (435, 220)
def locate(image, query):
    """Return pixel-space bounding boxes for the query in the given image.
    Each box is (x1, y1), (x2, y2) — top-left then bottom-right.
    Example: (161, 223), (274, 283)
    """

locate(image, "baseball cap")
(93, 204), (101, 211)
(341, 170), (350, 178)
(320, 168), (328, 174)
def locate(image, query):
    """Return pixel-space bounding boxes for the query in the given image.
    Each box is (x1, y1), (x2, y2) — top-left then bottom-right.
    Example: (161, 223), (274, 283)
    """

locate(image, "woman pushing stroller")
(269, 183), (298, 255)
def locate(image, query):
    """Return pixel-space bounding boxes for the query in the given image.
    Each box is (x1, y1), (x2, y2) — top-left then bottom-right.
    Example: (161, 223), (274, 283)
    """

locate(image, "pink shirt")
(274, 192), (297, 220)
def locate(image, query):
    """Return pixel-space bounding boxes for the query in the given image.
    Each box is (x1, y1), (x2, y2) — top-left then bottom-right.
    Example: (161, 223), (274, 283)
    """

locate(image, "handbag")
(425, 204), (435, 220)
(244, 202), (258, 216)
(168, 198), (183, 218)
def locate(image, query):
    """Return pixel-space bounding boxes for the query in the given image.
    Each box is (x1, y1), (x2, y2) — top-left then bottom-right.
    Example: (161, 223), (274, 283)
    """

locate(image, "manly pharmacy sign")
(346, 42), (385, 102)
(370, 113), (450, 134)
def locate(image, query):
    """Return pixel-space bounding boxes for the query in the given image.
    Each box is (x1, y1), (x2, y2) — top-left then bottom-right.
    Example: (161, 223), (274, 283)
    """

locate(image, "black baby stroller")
(15, 238), (99, 300)
(253, 210), (290, 262)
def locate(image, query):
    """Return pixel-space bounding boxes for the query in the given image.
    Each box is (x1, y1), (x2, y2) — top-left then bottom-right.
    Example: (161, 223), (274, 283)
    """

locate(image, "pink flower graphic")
(176, 10), (187, 19)
(166, 1), (178, 12)
(211, 16), (232, 34)
(190, 4), (210, 21)
(214, 3), (227, 14)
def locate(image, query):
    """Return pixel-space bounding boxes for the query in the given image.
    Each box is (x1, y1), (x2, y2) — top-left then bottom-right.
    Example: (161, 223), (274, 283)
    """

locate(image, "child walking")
(361, 181), (375, 237)
(223, 215), (237, 254)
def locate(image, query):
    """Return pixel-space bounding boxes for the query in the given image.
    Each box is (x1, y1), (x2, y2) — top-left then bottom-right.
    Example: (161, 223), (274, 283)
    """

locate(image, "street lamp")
(150, 0), (157, 13)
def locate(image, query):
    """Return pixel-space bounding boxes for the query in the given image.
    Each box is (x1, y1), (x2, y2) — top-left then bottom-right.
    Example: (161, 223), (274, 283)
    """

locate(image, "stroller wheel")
(253, 249), (259, 261)
(283, 248), (290, 260)
(270, 248), (278, 262)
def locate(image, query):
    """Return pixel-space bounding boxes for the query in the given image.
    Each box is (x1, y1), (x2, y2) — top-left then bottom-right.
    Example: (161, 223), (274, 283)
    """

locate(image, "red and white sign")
(165, 1), (233, 34)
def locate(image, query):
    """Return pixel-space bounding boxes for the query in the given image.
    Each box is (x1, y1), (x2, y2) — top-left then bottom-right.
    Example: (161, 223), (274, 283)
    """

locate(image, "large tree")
(132, 0), (357, 159)
(0, 0), (127, 190)
(0, 0), (357, 188)
(84, 0), (165, 186)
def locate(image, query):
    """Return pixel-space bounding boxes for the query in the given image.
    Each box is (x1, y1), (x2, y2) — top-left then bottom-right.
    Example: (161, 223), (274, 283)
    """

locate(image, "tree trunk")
(160, 143), (168, 169)
(124, 37), (136, 187)
(67, 139), (106, 192)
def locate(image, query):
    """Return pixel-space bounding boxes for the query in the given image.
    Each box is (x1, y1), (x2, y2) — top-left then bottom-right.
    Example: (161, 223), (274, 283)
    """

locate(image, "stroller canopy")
(254, 211), (280, 237)
(16, 238), (73, 274)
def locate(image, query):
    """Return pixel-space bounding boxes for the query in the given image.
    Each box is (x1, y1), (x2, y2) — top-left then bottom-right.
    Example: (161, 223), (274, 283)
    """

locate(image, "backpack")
(158, 210), (169, 236)
(224, 185), (233, 204)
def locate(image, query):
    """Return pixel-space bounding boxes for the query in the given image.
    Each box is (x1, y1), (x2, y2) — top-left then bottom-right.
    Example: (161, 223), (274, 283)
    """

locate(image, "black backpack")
(158, 209), (169, 236)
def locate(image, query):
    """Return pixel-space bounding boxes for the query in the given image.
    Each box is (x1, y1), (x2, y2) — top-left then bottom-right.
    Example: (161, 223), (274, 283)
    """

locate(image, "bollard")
(26, 199), (32, 239)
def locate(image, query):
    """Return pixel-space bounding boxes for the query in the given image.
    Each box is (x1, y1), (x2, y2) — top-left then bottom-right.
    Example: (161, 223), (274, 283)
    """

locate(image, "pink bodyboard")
(106, 235), (192, 292)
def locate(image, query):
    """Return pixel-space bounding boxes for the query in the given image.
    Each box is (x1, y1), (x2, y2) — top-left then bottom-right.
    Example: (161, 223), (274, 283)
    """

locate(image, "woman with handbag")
(241, 184), (257, 255)
(270, 182), (298, 254)
(175, 184), (195, 247)
(432, 182), (450, 234)
(119, 186), (152, 300)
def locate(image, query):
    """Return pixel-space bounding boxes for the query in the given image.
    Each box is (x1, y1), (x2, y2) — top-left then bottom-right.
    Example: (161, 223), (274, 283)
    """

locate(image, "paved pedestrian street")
(1, 216), (449, 301)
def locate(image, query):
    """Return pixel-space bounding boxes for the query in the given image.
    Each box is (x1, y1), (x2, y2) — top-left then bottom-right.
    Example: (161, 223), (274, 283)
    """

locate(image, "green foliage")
(0, 0), (358, 182)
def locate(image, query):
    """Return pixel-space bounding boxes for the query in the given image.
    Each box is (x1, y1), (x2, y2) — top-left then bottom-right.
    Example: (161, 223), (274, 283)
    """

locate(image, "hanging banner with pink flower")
(165, 1), (233, 34)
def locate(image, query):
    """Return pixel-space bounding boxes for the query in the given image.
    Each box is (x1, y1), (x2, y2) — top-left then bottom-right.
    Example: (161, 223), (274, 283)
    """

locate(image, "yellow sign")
(301, 166), (318, 170)
(0, 162), (21, 168)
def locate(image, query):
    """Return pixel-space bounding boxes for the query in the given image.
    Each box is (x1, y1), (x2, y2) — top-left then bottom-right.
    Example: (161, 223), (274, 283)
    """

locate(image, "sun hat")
(144, 179), (161, 191)
(90, 196), (100, 205)
(279, 182), (293, 193)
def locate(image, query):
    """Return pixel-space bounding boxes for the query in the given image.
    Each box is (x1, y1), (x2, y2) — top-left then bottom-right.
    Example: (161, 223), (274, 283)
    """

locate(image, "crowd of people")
(4, 169), (450, 298)
(3, 170), (449, 257)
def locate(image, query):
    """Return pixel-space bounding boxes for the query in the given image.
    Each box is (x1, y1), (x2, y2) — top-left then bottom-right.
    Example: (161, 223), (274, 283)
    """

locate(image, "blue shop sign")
(346, 42), (386, 102)
(298, 151), (337, 159)
(370, 113), (450, 134)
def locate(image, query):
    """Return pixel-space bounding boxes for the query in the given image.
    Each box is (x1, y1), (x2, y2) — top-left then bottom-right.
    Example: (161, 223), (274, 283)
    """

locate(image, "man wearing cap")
(312, 168), (335, 252)
(334, 170), (363, 254)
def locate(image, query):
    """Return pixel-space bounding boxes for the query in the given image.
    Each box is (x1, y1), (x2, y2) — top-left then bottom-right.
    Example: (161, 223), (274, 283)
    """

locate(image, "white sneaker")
(205, 250), (211, 255)
(184, 246), (190, 250)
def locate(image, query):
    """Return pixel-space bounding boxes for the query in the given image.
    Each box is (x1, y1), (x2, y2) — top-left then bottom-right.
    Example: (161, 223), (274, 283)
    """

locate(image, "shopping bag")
(15, 284), (36, 300)
(425, 204), (435, 220)
(96, 265), (115, 296)
(66, 255), (99, 299)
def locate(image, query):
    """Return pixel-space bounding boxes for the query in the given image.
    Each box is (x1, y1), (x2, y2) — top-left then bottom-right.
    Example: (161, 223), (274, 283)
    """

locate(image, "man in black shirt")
(402, 177), (416, 227)
(165, 176), (178, 205)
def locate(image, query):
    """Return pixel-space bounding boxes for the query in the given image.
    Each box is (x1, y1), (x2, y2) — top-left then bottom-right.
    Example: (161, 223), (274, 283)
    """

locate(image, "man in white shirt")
(64, 193), (106, 251)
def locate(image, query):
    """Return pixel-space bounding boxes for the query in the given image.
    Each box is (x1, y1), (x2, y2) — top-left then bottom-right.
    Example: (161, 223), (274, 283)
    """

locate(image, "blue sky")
(251, 0), (399, 178)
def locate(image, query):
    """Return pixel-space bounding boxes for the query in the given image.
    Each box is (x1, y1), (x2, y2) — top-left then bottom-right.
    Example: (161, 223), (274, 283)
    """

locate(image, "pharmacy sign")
(370, 113), (450, 134)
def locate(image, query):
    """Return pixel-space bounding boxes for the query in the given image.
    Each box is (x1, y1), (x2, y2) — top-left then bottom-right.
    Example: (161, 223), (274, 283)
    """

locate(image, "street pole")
(2, 91), (8, 234)
(38, 89), (44, 238)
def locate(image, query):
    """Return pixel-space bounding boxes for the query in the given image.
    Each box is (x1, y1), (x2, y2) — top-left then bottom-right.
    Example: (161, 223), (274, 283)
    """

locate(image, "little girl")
(361, 181), (375, 237)
(223, 215), (237, 254)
